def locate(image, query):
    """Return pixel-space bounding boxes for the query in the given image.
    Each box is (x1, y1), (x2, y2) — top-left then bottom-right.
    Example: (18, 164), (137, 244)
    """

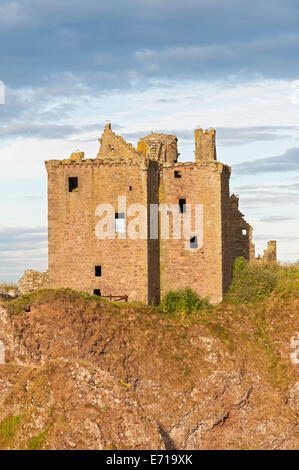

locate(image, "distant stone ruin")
(18, 269), (49, 294)
(256, 241), (277, 263)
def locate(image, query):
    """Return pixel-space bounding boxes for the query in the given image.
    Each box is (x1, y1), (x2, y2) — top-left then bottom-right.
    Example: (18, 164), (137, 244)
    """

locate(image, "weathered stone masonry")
(46, 123), (258, 304)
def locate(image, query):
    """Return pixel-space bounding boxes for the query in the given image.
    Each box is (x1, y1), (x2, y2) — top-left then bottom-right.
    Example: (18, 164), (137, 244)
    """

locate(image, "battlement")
(194, 128), (217, 162)
(45, 156), (146, 169)
(46, 123), (224, 169)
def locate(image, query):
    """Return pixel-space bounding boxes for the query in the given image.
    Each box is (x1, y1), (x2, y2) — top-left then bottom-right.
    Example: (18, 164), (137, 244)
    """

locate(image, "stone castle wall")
(229, 194), (255, 264)
(45, 123), (257, 304)
(159, 161), (229, 303)
(18, 269), (49, 294)
(47, 157), (152, 304)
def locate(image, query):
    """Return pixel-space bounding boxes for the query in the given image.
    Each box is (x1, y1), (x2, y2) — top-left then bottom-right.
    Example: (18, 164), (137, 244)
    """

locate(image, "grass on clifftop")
(4, 287), (107, 316)
(2, 259), (298, 391)
(155, 260), (299, 388)
(224, 257), (299, 304)
(157, 258), (299, 317)
(4, 258), (299, 317)
(0, 282), (17, 292)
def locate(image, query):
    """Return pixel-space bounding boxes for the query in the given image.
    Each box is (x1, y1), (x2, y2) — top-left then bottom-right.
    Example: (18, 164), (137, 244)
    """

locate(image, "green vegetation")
(155, 260), (299, 384)
(27, 427), (50, 450)
(225, 257), (278, 304)
(5, 260), (298, 319)
(4, 287), (105, 316)
(0, 282), (17, 292)
(225, 257), (299, 304)
(159, 287), (210, 318)
(158, 259), (299, 319)
(0, 415), (22, 447)
(0, 261), (298, 449)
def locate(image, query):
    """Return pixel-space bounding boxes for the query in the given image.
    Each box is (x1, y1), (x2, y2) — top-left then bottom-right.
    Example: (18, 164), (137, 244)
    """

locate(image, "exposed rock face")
(0, 290), (19, 302)
(0, 289), (298, 450)
(0, 291), (11, 302)
(0, 360), (163, 450)
(18, 270), (49, 295)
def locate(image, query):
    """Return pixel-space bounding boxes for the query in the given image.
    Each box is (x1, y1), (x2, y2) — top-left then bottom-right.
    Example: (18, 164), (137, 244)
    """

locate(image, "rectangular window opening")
(190, 236), (198, 249)
(179, 198), (186, 213)
(93, 289), (101, 296)
(242, 229), (247, 235)
(174, 170), (182, 178)
(129, 186), (133, 191)
(95, 266), (102, 277)
(68, 177), (78, 192)
(115, 212), (126, 233)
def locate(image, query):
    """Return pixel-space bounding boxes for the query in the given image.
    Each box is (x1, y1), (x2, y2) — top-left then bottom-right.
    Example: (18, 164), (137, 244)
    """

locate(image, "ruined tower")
(194, 128), (217, 162)
(46, 123), (255, 304)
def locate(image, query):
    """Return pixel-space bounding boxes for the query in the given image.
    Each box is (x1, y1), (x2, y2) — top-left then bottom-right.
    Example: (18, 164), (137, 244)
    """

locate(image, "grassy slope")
(0, 283), (17, 292)
(4, 261), (299, 390)
(0, 261), (298, 449)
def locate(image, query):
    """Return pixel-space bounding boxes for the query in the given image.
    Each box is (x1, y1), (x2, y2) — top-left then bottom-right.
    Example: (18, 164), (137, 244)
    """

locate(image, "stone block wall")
(46, 157), (151, 303)
(46, 124), (254, 305)
(18, 269), (49, 294)
(229, 194), (255, 265)
(159, 161), (228, 303)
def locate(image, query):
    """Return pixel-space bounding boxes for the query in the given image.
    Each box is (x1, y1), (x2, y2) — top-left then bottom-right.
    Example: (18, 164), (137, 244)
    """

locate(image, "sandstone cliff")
(0, 286), (298, 450)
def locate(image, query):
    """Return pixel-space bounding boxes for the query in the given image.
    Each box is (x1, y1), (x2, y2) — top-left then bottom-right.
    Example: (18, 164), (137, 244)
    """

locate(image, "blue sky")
(0, 0), (299, 281)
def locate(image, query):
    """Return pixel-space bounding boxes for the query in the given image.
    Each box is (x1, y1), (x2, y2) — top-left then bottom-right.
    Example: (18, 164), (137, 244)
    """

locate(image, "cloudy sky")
(0, 0), (299, 281)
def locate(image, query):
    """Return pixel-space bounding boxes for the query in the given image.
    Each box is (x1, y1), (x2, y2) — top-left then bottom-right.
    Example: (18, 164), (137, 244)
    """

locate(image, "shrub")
(226, 257), (279, 304)
(159, 288), (210, 317)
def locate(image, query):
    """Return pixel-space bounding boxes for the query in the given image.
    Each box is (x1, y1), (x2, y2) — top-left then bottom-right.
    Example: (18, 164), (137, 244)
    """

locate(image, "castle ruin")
(46, 123), (262, 304)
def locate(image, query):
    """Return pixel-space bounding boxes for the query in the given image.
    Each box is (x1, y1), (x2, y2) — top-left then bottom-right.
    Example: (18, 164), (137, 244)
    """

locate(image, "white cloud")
(0, 226), (48, 282)
(1, 78), (299, 269)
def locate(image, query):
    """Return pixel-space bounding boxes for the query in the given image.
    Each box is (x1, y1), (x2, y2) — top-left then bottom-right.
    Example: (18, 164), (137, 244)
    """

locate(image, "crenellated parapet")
(45, 156), (145, 168)
(47, 123), (223, 168)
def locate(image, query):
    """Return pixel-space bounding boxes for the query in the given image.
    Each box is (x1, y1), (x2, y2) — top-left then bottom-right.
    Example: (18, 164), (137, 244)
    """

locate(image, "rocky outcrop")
(0, 290), (19, 302)
(0, 288), (298, 450)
